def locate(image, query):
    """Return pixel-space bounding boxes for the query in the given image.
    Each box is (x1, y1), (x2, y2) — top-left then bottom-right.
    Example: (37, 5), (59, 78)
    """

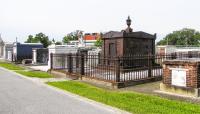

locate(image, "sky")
(1, 0), (200, 43)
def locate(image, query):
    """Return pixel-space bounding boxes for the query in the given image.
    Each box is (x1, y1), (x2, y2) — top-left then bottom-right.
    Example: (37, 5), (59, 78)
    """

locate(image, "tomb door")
(108, 43), (116, 65)
(109, 43), (116, 57)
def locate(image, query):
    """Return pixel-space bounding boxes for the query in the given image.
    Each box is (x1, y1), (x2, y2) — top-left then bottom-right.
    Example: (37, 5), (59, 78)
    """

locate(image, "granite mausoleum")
(101, 16), (157, 68)
(102, 16), (156, 58)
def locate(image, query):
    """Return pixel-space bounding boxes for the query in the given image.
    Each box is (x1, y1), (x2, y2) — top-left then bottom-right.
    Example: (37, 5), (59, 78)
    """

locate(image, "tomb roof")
(103, 16), (156, 39)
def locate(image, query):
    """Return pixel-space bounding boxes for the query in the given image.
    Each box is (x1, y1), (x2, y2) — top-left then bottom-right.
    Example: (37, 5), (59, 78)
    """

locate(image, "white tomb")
(48, 44), (79, 70)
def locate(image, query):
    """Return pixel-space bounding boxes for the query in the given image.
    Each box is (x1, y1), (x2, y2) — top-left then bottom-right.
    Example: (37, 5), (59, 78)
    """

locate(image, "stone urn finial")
(126, 16), (131, 27)
(125, 16), (133, 33)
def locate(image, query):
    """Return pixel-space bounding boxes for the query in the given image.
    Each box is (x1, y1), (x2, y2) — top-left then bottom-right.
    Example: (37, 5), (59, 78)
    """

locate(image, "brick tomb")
(160, 59), (200, 97)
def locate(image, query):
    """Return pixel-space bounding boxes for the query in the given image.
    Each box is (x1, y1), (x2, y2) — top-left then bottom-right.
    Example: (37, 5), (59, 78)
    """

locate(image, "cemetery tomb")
(3, 43), (14, 61)
(48, 44), (79, 70)
(32, 48), (49, 64)
(0, 35), (4, 57)
(161, 59), (200, 97)
(102, 16), (156, 67)
(102, 16), (156, 57)
(12, 42), (43, 62)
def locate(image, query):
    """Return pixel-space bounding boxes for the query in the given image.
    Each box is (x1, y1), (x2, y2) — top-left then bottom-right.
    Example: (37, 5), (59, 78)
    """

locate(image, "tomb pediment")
(103, 31), (155, 39)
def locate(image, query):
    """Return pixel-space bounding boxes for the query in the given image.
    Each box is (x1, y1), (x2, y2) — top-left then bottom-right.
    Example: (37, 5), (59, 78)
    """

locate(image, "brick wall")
(163, 61), (199, 88)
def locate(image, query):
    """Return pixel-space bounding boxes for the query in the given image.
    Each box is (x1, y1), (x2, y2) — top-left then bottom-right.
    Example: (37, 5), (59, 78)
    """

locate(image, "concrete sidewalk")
(27, 65), (49, 72)
(0, 67), (129, 114)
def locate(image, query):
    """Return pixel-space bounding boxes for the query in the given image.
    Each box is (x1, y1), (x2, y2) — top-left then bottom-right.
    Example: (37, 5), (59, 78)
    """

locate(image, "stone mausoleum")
(102, 16), (156, 58)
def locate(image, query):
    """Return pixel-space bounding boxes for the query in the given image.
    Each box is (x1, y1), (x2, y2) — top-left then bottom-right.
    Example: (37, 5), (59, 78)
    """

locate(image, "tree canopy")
(94, 38), (103, 47)
(157, 28), (200, 46)
(55, 41), (62, 45)
(94, 33), (103, 47)
(62, 30), (79, 43)
(25, 33), (51, 48)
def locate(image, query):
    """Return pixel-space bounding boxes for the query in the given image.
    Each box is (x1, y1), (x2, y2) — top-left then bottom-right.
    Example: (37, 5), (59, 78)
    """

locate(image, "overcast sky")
(1, 0), (200, 42)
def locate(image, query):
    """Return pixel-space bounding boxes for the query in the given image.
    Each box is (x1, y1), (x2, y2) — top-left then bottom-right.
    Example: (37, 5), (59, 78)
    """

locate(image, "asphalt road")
(0, 68), (123, 114)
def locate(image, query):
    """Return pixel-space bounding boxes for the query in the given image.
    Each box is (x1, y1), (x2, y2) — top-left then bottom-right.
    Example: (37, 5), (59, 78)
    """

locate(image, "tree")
(55, 41), (62, 45)
(157, 28), (200, 46)
(35, 33), (51, 48)
(62, 35), (72, 43)
(62, 30), (80, 43)
(94, 38), (103, 47)
(25, 35), (35, 43)
(25, 32), (51, 48)
(94, 33), (103, 47)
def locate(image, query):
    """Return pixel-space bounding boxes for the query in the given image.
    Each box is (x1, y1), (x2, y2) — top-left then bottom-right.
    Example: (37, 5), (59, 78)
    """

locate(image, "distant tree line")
(25, 32), (52, 48)
(157, 28), (200, 46)
(25, 31), (104, 48)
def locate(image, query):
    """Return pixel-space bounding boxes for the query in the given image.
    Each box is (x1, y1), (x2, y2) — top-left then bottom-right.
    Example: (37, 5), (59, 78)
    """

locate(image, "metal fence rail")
(51, 52), (200, 86)
(50, 53), (166, 84)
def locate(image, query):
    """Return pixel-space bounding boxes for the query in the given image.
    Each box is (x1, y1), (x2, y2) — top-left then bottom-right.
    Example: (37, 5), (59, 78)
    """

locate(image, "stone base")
(81, 76), (162, 89)
(81, 77), (120, 89)
(50, 70), (79, 79)
(121, 77), (162, 87)
(160, 83), (200, 97)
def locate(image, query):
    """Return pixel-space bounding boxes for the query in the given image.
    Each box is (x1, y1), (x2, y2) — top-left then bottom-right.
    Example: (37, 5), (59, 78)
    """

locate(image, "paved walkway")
(28, 65), (49, 72)
(0, 67), (126, 114)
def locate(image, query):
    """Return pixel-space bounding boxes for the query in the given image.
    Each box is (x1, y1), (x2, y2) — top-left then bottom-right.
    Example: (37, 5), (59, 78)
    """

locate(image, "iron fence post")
(116, 57), (120, 82)
(76, 53), (79, 68)
(11, 53), (13, 62)
(80, 54), (85, 76)
(67, 53), (72, 73)
(50, 53), (53, 70)
(148, 53), (152, 78)
(61, 54), (65, 69)
(98, 53), (100, 65)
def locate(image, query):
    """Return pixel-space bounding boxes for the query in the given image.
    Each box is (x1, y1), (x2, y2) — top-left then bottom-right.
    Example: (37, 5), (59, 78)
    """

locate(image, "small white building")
(48, 44), (79, 69)
(156, 45), (176, 55)
(68, 40), (97, 47)
(176, 46), (200, 53)
(3, 43), (14, 61)
(0, 35), (4, 57)
(156, 45), (200, 55)
(0, 35), (15, 61)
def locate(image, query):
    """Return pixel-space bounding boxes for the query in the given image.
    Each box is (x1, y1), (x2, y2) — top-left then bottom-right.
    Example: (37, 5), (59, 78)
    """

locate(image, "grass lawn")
(0, 62), (25, 70)
(16, 71), (53, 78)
(47, 81), (200, 114)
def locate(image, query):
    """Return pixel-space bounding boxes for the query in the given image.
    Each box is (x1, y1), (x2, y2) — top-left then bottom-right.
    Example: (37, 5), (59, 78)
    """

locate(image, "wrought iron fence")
(50, 52), (200, 85)
(50, 53), (167, 83)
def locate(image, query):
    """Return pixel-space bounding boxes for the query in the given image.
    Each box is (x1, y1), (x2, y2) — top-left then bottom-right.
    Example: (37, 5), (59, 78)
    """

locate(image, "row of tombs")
(0, 16), (200, 97)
